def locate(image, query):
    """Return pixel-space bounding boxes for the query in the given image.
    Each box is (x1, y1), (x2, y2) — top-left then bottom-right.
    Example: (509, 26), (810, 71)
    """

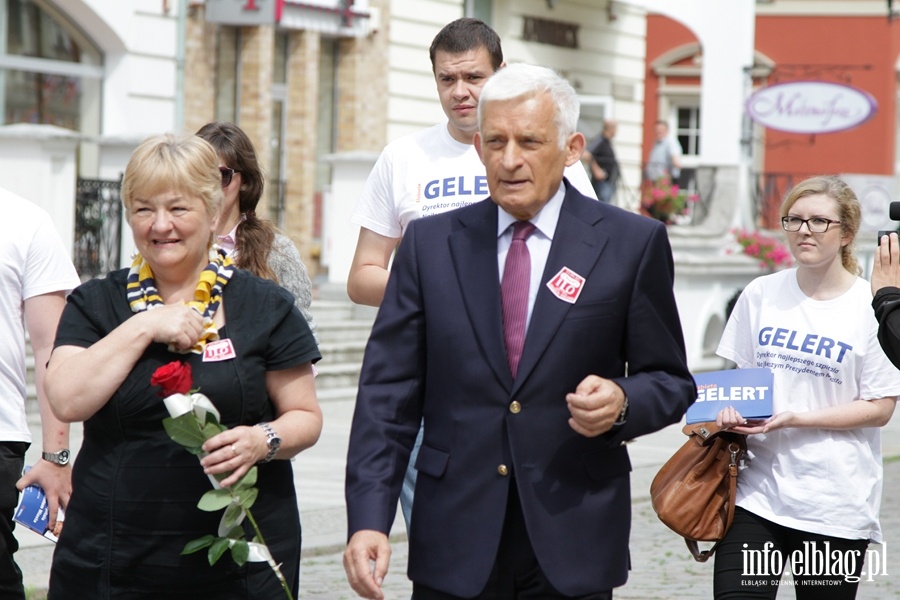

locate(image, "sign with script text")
(746, 81), (876, 134)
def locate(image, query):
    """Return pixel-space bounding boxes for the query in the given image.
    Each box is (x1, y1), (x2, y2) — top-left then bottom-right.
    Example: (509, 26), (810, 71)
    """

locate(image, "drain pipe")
(174, 0), (187, 132)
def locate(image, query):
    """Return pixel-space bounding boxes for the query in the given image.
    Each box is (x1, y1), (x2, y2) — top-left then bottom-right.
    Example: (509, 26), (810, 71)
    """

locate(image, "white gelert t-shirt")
(718, 269), (900, 542)
(351, 122), (597, 238)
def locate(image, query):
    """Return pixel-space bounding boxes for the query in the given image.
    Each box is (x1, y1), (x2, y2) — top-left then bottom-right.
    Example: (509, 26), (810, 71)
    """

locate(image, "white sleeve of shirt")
(351, 146), (403, 239)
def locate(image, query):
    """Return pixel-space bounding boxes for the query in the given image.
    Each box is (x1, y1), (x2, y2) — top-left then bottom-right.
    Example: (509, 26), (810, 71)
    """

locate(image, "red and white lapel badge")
(546, 267), (585, 304)
(203, 338), (237, 362)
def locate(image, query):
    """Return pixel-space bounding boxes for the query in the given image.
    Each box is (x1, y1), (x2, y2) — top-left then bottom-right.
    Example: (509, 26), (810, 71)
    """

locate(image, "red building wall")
(756, 16), (898, 177)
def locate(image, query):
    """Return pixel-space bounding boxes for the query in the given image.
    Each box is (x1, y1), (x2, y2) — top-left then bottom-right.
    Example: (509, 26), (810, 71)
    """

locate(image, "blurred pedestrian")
(644, 120), (681, 183)
(583, 119), (620, 203)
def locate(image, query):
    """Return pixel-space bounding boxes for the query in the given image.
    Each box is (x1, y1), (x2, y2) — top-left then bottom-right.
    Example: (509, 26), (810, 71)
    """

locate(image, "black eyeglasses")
(781, 216), (841, 233)
(219, 166), (236, 188)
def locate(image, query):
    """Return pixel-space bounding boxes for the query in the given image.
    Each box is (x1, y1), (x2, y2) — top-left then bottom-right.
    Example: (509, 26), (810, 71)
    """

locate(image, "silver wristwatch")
(255, 422), (281, 463)
(42, 449), (71, 466)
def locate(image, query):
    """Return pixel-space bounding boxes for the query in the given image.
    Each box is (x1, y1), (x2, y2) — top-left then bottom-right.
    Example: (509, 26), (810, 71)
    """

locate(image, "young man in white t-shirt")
(0, 187), (80, 598)
(347, 18), (597, 534)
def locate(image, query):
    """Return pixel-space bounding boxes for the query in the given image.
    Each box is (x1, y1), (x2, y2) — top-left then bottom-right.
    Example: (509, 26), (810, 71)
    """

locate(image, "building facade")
(1, 0), (651, 277)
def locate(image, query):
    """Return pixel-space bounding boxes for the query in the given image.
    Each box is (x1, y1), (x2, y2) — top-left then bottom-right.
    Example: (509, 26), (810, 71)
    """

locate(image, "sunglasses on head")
(219, 166), (236, 188)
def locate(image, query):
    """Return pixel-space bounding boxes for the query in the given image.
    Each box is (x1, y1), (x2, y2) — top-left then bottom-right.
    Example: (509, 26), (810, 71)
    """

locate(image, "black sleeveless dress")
(48, 269), (320, 599)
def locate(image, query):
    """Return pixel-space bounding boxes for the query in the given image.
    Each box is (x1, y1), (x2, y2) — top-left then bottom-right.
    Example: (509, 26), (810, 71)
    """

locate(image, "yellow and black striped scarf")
(126, 249), (235, 354)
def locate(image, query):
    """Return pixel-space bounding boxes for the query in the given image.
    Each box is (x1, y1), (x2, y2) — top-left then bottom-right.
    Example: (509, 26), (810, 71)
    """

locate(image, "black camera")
(877, 202), (900, 247)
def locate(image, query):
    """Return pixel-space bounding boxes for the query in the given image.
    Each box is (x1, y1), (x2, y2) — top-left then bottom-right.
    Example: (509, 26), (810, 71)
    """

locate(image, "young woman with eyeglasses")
(712, 176), (900, 599)
(196, 121), (316, 339)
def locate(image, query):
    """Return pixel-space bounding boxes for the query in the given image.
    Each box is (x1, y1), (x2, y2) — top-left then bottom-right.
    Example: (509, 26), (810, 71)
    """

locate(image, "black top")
(48, 268), (320, 599)
(873, 286), (900, 370)
(587, 134), (619, 186)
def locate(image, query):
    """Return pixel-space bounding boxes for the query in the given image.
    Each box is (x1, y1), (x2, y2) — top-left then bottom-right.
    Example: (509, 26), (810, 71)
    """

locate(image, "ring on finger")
(231, 444), (238, 456)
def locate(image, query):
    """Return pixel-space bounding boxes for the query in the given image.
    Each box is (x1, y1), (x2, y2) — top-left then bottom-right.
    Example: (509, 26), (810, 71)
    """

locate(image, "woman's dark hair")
(196, 121), (277, 281)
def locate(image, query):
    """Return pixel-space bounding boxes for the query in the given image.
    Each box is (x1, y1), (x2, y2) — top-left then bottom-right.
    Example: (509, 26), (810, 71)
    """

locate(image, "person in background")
(582, 119), (620, 203)
(44, 133), (322, 598)
(0, 186), (79, 599)
(344, 63), (694, 600)
(644, 120), (681, 183)
(714, 176), (900, 599)
(346, 17), (597, 534)
(197, 121), (316, 339)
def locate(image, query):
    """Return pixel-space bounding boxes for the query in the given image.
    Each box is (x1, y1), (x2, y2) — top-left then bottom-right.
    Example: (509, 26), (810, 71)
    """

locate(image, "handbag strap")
(685, 441), (742, 563)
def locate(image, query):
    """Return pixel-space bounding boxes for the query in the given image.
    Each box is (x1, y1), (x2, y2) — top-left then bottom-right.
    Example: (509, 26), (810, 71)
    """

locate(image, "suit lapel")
(513, 191), (607, 393)
(448, 201), (513, 390)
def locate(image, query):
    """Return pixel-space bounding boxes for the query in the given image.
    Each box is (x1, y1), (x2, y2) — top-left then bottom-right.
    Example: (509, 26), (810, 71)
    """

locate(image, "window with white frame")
(0, 0), (102, 133)
(675, 105), (701, 157)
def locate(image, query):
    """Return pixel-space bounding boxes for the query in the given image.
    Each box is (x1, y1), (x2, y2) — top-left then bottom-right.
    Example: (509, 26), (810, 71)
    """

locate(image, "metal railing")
(74, 178), (122, 279)
(749, 171), (816, 230)
(639, 165), (716, 226)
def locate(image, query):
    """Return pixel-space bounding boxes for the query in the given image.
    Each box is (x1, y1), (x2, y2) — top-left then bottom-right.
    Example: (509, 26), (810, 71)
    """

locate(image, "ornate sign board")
(205, 0), (370, 36)
(745, 81), (877, 134)
(205, 0), (283, 25)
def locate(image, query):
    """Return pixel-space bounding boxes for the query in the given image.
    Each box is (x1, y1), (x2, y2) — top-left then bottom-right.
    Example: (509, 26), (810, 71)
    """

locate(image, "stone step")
(314, 362), (361, 391)
(317, 339), (367, 365)
(310, 299), (357, 323)
(314, 320), (373, 343)
(316, 386), (359, 403)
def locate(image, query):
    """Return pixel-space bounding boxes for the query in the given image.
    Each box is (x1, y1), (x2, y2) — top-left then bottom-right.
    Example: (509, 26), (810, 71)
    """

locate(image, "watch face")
(270, 436), (282, 448)
(45, 450), (70, 465)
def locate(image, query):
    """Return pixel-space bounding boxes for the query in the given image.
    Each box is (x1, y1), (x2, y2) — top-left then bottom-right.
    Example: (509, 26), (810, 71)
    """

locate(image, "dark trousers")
(714, 507), (869, 600)
(0, 442), (28, 600)
(413, 484), (612, 600)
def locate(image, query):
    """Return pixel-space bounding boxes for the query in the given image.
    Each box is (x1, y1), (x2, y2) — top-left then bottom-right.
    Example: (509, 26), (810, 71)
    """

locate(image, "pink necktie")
(502, 221), (536, 378)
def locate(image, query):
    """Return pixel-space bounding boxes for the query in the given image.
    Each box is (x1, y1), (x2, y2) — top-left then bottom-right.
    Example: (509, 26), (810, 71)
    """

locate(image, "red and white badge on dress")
(546, 267), (586, 304)
(203, 338), (236, 362)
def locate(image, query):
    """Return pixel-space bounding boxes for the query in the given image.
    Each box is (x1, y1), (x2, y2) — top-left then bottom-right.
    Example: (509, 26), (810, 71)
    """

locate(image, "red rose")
(151, 361), (193, 396)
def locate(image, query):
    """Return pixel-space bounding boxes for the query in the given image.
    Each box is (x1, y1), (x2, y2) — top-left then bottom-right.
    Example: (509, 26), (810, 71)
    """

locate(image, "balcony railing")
(639, 165), (717, 226)
(750, 171), (816, 231)
(74, 177), (122, 279)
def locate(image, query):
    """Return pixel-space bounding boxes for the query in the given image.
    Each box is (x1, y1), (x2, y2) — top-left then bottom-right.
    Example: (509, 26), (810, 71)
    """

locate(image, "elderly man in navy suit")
(343, 63), (696, 600)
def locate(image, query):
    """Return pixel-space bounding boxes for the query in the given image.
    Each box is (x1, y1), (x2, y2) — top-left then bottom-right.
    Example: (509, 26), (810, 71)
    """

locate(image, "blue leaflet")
(686, 368), (774, 424)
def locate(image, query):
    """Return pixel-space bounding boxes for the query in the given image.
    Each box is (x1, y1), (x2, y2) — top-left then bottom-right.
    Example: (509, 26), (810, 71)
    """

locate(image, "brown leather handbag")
(650, 421), (747, 562)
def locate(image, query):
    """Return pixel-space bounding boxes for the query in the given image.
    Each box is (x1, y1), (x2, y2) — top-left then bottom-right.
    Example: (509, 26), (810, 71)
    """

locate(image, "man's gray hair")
(478, 63), (580, 149)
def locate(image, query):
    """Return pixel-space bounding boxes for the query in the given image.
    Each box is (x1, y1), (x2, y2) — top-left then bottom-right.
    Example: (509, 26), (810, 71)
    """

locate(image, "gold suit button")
(509, 401), (521, 414)
(497, 464), (509, 476)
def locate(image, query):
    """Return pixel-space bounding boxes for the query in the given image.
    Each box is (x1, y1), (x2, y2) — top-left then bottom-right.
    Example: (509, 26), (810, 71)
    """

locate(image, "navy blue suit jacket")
(346, 183), (695, 596)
